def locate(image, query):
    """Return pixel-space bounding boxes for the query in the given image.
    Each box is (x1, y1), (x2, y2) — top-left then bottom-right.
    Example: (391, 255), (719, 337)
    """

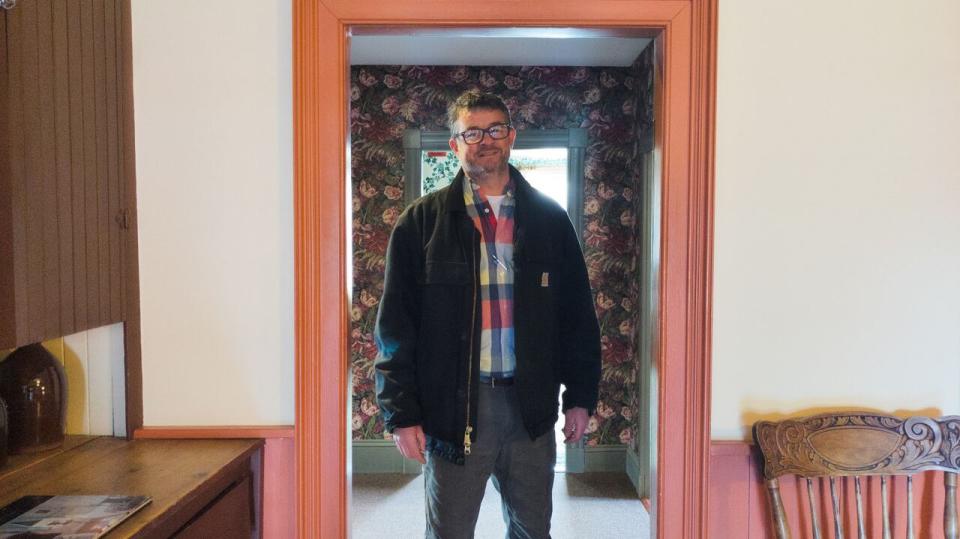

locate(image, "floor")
(351, 472), (650, 538)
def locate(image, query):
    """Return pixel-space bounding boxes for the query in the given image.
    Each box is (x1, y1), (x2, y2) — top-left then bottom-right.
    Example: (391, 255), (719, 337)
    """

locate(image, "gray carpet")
(351, 472), (650, 538)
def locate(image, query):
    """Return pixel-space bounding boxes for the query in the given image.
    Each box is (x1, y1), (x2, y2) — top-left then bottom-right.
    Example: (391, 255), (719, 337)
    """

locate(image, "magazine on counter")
(0, 495), (151, 538)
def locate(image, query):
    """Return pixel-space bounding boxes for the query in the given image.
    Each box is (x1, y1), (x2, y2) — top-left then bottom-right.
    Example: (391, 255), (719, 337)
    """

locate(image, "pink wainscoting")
(709, 441), (953, 538)
(262, 436), (296, 538)
(709, 442), (762, 536)
(135, 427), (295, 538)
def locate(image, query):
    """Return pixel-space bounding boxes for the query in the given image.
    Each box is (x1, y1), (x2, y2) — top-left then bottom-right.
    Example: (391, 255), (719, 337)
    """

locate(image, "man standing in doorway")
(375, 90), (601, 538)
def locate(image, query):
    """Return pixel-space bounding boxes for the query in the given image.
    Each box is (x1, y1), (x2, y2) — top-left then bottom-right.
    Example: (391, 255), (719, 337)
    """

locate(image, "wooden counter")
(0, 436), (264, 538)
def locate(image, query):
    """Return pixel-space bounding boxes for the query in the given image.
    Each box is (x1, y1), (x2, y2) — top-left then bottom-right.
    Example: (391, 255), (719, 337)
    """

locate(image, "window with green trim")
(404, 128), (587, 238)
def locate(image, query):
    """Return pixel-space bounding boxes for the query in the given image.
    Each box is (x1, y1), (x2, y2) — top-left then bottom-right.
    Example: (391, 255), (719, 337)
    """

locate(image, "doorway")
(292, 3), (717, 538)
(347, 31), (654, 536)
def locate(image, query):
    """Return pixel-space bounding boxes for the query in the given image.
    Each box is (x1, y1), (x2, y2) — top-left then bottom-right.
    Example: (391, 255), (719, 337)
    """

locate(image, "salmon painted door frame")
(293, 1), (717, 537)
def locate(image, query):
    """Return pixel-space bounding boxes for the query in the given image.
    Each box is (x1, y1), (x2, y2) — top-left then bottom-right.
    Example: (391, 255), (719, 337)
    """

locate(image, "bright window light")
(421, 148), (568, 211)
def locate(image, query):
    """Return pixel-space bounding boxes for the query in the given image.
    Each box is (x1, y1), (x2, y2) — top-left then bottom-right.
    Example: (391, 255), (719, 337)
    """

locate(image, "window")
(403, 128), (587, 237)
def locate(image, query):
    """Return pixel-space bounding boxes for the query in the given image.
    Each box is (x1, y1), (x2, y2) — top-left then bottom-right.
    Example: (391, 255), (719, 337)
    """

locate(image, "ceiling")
(349, 28), (653, 67)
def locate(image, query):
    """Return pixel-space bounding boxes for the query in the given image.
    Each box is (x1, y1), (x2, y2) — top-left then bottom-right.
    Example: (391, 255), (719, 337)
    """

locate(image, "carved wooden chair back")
(753, 413), (960, 539)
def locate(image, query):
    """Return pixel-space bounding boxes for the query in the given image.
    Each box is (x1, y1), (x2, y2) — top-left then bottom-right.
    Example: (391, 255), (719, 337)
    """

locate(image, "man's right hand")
(392, 425), (426, 464)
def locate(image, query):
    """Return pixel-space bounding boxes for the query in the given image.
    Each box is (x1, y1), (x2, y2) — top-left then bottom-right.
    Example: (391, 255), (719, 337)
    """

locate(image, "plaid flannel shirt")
(463, 175), (516, 381)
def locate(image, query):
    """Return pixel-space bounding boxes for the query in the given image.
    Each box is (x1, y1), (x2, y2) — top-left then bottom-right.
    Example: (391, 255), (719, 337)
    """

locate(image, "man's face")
(448, 108), (516, 179)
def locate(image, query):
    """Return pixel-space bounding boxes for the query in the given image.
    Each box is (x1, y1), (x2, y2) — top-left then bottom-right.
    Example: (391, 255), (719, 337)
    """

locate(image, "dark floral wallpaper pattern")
(350, 49), (654, 447)
(627, 47), (654, 456)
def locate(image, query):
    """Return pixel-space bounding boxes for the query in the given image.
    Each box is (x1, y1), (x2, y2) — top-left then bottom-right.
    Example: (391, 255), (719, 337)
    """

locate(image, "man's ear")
(448, 137), (459, 153)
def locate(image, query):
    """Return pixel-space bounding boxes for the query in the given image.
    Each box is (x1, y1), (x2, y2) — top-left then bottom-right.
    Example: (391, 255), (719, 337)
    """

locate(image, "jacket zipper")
(464, 228), (478, 456)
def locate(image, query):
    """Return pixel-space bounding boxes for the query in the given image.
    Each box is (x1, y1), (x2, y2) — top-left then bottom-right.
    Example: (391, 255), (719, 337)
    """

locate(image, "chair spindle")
(830, 477), (845, 539)
(765, 478), (791, 539)
(806, 478), (822, 539)
(854, 477), (866, 539)
(881, 475), (891, 539)
(946, 472), (958, 539)
(907, 475), (914, 539)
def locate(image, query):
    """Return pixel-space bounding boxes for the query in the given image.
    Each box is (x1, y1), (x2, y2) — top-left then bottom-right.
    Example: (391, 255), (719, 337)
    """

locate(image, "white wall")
(713, 1), (960, 439)
(128, 0), (959, 432)
(61, 324), (126, 436)
(131, 1), (294, 425)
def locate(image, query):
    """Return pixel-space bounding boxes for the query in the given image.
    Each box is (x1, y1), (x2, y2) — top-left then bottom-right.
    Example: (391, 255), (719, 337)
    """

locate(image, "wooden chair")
(753, 412), (960, 538)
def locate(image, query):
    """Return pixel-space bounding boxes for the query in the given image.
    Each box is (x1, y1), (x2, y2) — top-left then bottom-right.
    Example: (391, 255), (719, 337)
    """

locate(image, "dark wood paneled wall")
(1, 0), (133, 349)
(0, 6), (14, 343)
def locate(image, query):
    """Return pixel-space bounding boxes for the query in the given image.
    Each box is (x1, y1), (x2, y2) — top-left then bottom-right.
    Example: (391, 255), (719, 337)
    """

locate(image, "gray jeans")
(424, 384), (556, 539)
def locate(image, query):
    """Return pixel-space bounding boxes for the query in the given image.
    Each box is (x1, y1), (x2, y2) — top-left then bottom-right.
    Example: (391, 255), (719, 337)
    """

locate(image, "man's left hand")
(563, 407), (590, 444)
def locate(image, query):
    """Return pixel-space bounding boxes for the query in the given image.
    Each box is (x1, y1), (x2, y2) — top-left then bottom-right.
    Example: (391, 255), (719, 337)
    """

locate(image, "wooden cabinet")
(0, 436), (264, 538)
(174, 476), (254, 539)
(0, 0), (136, 348)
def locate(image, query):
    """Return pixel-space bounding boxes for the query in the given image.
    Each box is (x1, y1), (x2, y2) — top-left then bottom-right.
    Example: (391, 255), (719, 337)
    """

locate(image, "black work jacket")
(374, 166), (601, 464)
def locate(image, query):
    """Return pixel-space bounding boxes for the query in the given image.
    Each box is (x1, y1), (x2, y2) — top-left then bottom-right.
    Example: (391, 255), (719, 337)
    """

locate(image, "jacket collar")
(443, 164), (532, 214)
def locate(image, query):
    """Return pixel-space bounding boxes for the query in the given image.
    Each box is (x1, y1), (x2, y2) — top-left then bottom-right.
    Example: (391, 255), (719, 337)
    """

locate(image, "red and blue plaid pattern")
(463, 175), (516, 381)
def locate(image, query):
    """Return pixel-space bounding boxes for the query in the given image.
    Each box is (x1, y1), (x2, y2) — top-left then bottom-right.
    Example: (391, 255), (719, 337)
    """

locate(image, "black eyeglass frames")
(454, 124), (513, 145)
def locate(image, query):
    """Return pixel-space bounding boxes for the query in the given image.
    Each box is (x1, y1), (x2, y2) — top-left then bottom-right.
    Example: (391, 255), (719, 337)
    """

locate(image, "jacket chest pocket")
(420, 261), (471, 321)
(518, 260), (556, 303)
(515, 260), (558, 358)
(417, 261), (471, 363)
(421, 261), (470, 286)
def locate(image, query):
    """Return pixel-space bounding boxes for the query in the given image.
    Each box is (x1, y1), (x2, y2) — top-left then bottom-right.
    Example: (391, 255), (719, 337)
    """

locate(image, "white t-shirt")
(486, 194), (506, 218)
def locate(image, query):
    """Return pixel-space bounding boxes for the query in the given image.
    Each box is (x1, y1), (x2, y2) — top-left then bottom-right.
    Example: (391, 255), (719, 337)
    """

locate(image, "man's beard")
(462, 146), (510, 178)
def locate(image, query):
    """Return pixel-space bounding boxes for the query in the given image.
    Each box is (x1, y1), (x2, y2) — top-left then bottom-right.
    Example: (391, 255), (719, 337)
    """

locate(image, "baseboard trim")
(134, 426), (295, 439)
(352, 440), (423, 474)
(352, 440), (630, 475)
(581, 444), (627, 472)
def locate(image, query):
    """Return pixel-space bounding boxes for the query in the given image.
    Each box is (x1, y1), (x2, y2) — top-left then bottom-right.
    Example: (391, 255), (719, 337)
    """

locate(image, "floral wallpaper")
(351, 51), (655, 447)
(627, 46), (655, 456)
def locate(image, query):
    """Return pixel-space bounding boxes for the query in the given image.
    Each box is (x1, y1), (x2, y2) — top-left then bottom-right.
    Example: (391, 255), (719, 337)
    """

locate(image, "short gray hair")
(446, 90), (512, 136)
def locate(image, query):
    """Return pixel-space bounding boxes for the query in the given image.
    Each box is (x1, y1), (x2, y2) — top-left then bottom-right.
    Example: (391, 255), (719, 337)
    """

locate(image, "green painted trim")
(352, 440), (422, 474)
(625, 447), (644, 497)
(565, 441), (585, 473)
(352, 440), (628, 475)
(581, 444), (627, 472)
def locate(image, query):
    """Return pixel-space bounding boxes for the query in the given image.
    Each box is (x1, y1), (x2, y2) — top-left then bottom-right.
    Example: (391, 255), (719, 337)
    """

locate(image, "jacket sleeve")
(374, 209), (423, 432)
(556, 216), (602, 415)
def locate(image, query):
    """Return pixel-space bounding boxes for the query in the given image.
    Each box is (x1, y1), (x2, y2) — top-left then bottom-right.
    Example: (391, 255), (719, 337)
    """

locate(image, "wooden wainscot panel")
(709, 440), (956, 538)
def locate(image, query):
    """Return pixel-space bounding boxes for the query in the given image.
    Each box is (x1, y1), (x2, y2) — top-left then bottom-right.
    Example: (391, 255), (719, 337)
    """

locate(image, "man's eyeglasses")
(454, 124), (513, 145)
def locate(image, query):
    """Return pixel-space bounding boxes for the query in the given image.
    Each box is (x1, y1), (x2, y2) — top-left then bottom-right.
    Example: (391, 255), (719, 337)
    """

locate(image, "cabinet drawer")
(173, 475), (253, 539)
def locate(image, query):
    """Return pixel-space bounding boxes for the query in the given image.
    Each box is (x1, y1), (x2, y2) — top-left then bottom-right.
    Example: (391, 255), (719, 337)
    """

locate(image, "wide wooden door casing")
(293, 1), (717, 537)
